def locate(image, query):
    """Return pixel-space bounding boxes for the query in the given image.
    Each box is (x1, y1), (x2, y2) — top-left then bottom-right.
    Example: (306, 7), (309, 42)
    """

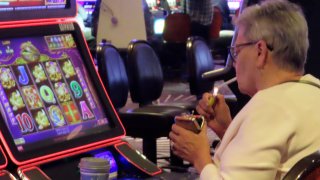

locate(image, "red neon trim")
(0, 129), (123, 166)
(0, 18), (76, 29)
(0, 3), (77, 26)
(0, 18), (76, 26)
(23, 139), (123, 169)
(0, 145), (8, 169)
(114, 142), (162, 176)
(18, 166), (51, 180)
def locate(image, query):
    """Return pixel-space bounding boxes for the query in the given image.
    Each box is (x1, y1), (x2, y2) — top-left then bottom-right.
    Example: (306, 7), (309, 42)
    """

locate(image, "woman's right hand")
(196, 93), (232, 138)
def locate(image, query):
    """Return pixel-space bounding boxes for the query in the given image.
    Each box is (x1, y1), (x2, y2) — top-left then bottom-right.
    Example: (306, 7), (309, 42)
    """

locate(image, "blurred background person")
(212, 0), (233, 30)
(182, 0), (213, 43)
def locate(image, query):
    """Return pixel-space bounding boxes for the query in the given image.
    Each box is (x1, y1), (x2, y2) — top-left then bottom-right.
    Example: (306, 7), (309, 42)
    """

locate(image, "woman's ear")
(256, 40), (269, 69)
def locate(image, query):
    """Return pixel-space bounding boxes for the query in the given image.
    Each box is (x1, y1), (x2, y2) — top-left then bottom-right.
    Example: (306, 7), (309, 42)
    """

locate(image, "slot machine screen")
(0, 22), (124, 163)
(228, 0), (242, 13)
(0, 0), (76, 22)
(167, 0), (176, 8)
(153, 18), (165, 35)
(146, 0), (157, 10)
(77, 0), (97, 15)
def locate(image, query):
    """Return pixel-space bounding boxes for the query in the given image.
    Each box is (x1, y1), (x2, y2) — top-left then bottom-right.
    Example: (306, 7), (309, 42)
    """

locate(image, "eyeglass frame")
(228, 41), (274, 62)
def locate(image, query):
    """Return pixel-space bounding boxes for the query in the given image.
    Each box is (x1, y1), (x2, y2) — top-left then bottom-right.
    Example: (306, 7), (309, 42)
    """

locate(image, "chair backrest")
(126, 40), (164, 105)
(186, 36), (215, 99)
(163, 13), (191, 43)
(96, 43), (129, 109)
(283, 150), (320, 180)
(210, 6), (223, 39)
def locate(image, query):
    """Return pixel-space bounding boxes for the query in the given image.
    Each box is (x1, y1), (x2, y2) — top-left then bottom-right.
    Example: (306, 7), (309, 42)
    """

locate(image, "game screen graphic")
(77, 0), (96, 15)
(0, 33), (109, 153)
(227, 0), (242, 11)
(0, 0), (66, 10)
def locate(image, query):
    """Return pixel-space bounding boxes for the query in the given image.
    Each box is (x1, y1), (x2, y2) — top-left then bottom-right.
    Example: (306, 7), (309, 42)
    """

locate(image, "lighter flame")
(213, 87), (219, 96)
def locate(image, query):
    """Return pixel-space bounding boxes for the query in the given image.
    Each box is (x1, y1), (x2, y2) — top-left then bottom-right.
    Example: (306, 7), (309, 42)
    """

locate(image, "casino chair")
(96, 42), (189, 164)
(126, 39), (196, 111)
(126, 39), (202, 166)
(186, 36), (215, 100)
(283, 150), (320, 180)
(186, 36), (237, 116)
(161, 13), (191, 76)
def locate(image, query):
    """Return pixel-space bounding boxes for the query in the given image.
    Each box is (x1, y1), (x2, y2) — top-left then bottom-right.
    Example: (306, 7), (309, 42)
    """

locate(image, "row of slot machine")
(0, 0), (201, 179)
(148, 0), (242, 36)
(145, 0), (242, 12)
(146, 0), (182, 11)
(75, 0), (241, 39)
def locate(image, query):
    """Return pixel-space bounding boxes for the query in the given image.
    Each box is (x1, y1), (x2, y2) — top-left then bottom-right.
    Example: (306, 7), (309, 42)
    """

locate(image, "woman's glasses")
(228, 41), (273, 61)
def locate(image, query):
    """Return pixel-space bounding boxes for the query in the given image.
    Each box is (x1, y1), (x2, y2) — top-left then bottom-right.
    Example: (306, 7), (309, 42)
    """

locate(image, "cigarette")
(215, 77), (237, 90)
(207, 77), (237, 106)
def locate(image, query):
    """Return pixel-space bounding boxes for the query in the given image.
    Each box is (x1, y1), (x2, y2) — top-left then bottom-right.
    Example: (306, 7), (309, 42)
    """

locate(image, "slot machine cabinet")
(0, 0), (166, 179)
(0, 145), (16, 180)
(17, 142), (162, 179)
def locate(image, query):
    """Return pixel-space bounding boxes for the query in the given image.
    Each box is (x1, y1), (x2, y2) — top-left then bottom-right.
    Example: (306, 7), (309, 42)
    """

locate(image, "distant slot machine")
(227, 0), (242, 14)
(167, 0), (176, 8)
(154, 18), (165, 35)
(146, 0), (157, 10)
(77, 0), (97, 15)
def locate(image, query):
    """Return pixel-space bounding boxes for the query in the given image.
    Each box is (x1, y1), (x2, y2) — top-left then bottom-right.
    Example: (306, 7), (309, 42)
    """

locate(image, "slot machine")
(146, 0), (157, 10)
(227, 0), (242, 14)
(78, 0), (97, 15)
(0, 145), (15, 179)
(167, 0), (176, 9)
(0, 0), (193, 179)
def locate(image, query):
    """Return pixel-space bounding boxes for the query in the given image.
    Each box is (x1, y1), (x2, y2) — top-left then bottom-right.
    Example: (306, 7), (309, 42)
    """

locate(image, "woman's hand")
(169, 122), (212, 173)
(196, 93), (232, 139)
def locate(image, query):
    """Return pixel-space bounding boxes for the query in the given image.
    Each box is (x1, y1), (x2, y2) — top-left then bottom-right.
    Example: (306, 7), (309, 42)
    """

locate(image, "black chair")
(96, 42), (188, 164)
(161, 13), (191, 78)
(186, 36), (215, 100)
(186, 36), (238, 117)
(283, 150), (320, 180)
(126, 40), (203, 166)
(96, 42), (129, 109)
(126, 39), (196, 112)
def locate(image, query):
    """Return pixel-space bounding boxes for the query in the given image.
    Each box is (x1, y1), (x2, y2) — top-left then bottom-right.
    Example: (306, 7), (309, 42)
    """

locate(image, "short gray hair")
(236, 0), (308, 73)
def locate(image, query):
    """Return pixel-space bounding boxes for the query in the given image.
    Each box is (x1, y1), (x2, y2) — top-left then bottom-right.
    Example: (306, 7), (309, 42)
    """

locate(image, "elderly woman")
(170, 0), (320, 179)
